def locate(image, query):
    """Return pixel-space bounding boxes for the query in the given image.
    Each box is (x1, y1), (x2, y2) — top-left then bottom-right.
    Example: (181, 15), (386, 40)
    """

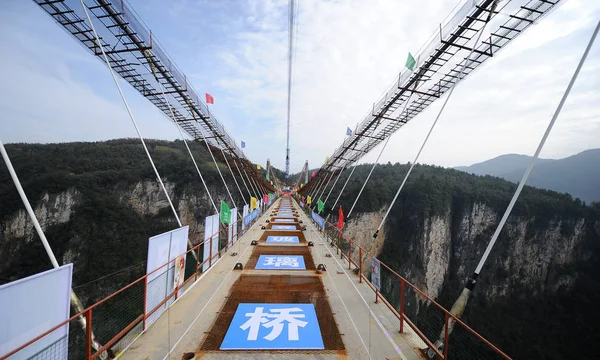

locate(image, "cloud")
(1, 0), (598, 174)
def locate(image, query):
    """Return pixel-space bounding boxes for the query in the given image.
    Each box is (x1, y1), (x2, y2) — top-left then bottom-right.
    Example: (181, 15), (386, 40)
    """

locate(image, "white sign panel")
(371, 258), (381, 291)
(146, 226), (189, 326)
(203, 214), (220, 272)
(230, 207), (238, 245)
(0, 264), (73, 360)
(242, 204), (249, 230)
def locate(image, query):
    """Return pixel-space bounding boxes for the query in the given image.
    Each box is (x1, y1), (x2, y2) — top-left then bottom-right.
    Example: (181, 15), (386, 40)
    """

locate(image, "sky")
(0, 0), (598, 173)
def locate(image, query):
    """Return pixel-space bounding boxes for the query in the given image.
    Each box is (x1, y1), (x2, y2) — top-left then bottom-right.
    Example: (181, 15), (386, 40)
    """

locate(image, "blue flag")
(241, 141), (246, 148)
(346, 127), (352, 136)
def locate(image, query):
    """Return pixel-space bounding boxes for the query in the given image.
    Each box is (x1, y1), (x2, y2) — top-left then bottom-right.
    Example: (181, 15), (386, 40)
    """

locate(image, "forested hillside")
(0, 139), (247, 289)
(2, 141), (599, 359)
(456, 149), (600, 203)
(319, 162), (600, 359)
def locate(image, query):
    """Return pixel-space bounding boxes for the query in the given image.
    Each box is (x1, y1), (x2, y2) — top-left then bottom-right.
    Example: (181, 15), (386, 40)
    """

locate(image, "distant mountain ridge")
(455, 149), (600, 203)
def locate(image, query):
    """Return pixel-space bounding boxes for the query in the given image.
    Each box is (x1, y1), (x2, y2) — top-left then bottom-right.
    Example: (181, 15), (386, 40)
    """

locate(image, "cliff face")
(0, 180), (236, 286)
(370, 197), (599, 359)
(384, 202), (590, 301)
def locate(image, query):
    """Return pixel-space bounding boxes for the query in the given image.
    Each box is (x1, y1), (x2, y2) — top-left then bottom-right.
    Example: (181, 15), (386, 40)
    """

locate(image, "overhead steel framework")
(301, 0), (565, 193)
(34, 0), (273, 191)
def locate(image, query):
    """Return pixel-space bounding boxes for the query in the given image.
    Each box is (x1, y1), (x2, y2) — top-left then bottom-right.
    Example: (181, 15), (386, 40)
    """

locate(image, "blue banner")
(311, 211), (325, 229)
(220, 303), (324, 350)
(255, 255), (306, 270)
(271, 225), (296, 230)
(273, 218), (293, 223)
(266, 236), (299, 244)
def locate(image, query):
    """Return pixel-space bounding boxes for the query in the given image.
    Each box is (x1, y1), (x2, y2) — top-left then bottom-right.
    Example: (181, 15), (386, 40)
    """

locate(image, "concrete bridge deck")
(119, 198), (426, 360)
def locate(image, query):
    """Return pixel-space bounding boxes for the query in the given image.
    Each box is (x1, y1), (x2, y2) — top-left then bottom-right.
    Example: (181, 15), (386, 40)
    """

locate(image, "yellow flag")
(257, 164), (261, 170)
(250, 197), (257, 210)
(325, 157), (329, 163)
(307, 196), (312, 204)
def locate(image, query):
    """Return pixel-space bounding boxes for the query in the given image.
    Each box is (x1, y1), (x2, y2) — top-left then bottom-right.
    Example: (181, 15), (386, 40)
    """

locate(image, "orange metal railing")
(313, 208), (511, 360)
(0, 204), (267, 360)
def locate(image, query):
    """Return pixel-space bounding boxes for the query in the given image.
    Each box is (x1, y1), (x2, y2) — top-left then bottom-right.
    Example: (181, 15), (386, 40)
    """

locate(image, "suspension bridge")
(1, 0), (597, 359)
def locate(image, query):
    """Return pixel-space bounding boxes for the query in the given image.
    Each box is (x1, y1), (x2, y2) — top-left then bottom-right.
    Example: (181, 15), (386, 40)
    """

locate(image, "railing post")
(209, 236), (213, 268)
(399, 279), (405, 333)
(143, 277), (148, 330)
(85, 309), (93, 360)
(195, 247), (200, 280)
(359, 247), (362, 283)
(444, 312), (450, 359)
(348, 240), (352, 270)
(375, 288), (379, 304)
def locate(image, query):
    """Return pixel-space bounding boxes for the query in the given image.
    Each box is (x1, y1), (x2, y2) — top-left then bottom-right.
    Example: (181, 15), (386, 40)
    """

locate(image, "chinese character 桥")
(240, 307), (308, 341)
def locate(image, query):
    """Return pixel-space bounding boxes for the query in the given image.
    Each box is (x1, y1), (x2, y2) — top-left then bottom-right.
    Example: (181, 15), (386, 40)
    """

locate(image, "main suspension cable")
(371, 10), (494, 241)
(81, 0), (181, 229)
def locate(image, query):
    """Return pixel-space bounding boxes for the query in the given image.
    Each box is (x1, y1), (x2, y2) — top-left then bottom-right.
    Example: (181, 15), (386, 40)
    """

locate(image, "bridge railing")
(0, 201), (273, 360)
(319, 219), (511, 360)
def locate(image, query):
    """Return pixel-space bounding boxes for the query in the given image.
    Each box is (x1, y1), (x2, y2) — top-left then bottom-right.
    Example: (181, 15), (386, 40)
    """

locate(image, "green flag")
(405, 52), (416, 71)
(317, 199), (324, 214)
(220, 200), (231, 224)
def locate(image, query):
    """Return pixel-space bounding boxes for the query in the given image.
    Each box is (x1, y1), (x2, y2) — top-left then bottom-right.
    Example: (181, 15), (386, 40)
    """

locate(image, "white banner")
(203, 214), (220, 272)
(0, 264), (72, 360)
(230, 207), (238, 245)
(146, 226), (189, 327)
(242, 204), (249, 230)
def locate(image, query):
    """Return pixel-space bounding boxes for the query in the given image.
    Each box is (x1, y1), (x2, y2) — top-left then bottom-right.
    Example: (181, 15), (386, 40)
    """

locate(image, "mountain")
(3, 141), (599, 359)
(455, 149), (600, 203)
(317, 162), (600, 360)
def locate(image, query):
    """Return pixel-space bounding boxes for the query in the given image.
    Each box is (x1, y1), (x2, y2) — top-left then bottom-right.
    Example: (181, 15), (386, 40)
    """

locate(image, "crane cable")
(284, 0), (297, 177)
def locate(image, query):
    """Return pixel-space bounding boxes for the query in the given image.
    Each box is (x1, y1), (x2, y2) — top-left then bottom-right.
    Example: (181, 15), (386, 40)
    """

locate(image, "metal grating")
(33, 0), (256, 167)
(302, 0), (565, 193)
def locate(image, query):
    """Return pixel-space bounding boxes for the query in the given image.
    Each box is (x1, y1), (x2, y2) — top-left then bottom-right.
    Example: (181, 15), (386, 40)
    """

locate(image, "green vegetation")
(0, 139), (245, 288)
(318, 162), (600, 359)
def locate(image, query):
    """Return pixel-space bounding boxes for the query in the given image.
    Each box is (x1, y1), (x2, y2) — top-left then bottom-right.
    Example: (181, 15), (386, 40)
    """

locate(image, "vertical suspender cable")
(317, 170), (335, 201)
(222, 150), (248, 204)
(371, 5), (495, 241)
(233, 158), (253, 198)
(347, 92), (415, 219)
(153, 80), (219, 215)
(80, 1), (182, 228)
(323, 166), (345, 206)
(1, 139), (107, 358)
(197, 128), (237, 210)
(243, 165), (260, 198)
(478, 18), (600, 284)
(329, 163), (358, 213)
(308, 174), (325, 199)
(429, 18), (599, 359)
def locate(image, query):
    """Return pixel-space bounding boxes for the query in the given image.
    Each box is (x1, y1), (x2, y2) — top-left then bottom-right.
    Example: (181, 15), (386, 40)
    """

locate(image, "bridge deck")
(119, 198), (425, 360)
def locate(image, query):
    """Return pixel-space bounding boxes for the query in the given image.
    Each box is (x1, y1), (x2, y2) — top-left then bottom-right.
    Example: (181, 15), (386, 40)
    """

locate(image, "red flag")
(302, 196), (305, 203)
(311, 171), (316, 178)
(263, 194), (268, 203)
(338, 205), (344, 229)
(205, 93), (214, 104)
